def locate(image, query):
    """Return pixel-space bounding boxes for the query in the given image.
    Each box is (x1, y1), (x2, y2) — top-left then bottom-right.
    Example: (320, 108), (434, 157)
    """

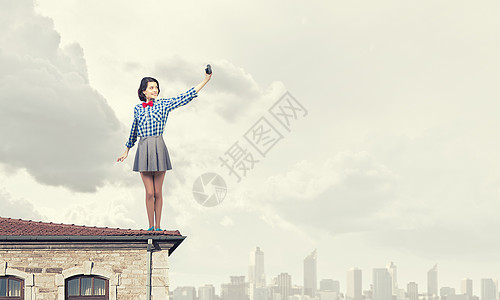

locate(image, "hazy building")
(221, 276), (247, 300)
(318, 290), (338, 300)
(462, 279), (473, 298)
(274, 273), (292, 300)
(441, 287), (456, 300)
(249, 247), (266, 300)
(427, 264), (438, 297)
(481, 279), (498, 300)
(407, 282), (419, 300)
(198, 284), (216, 300)
(442, 287), (456, 296)
(387, 262), (398, 296)
(364, 288), (373, 300)
(373, 268), (392, 300)
(173, 286), (196, 300)
(347, 268), (363, 300)
(321, 279), (340, 293)
(249, 247), (266, 288)
(253, 287), (270, 300)
(449, 295), (473, 300)
(291, 285), (303, 296)
(289, 296), (313, 300)
(304, 249), (317, 298)
(395, 288), (406, 300)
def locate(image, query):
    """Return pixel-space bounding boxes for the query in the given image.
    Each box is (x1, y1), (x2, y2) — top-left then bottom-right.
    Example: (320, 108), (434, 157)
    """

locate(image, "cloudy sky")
(2, 0), (500, 294)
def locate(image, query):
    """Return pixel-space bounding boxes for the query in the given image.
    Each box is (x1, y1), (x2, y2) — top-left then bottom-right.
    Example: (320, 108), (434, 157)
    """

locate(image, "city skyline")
(172, 247), (499, 299)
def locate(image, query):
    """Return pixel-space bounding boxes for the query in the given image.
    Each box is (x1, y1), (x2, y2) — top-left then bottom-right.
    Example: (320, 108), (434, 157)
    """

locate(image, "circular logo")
(192, 172), (227, 207)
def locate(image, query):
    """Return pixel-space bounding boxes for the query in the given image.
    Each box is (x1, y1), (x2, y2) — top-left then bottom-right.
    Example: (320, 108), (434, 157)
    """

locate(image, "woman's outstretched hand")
(117, 148), (129, 162)
(205, 72), (212, 82)
(195, 69), (213, 93)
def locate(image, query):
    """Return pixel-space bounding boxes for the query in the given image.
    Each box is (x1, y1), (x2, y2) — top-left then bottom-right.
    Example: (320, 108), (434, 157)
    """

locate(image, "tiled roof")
(0, 217), (181, 237)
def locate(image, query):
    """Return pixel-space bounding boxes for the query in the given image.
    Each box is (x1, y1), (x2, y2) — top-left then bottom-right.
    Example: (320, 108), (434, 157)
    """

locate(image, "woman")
(117, 69), (212, 231)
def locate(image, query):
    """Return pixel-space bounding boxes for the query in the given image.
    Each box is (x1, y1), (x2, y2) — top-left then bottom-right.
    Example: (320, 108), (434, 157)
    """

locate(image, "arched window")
(0, 276), (24, 299)
(65, 275), (108, 300)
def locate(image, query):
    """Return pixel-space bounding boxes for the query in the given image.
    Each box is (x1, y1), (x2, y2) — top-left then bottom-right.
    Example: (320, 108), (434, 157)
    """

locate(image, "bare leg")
(153, 171), (166, 229)
(140, 172), (155, 228)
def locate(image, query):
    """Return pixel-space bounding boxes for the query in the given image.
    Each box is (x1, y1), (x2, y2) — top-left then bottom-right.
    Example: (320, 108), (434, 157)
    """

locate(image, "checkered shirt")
(125, 87), (198, 148)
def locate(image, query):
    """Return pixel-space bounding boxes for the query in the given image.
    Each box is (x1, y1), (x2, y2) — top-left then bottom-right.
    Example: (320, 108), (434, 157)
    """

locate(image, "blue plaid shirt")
(125, 87), (198, 148)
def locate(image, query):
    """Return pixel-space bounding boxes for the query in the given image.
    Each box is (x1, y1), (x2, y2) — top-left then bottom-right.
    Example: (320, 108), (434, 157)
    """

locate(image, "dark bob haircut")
(138, 77), (160, 102)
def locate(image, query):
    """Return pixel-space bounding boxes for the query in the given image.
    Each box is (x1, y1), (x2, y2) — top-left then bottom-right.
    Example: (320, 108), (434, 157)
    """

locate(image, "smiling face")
(143, 81), (159, 101)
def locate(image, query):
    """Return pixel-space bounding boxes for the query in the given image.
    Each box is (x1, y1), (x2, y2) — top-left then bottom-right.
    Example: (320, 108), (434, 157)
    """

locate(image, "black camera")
(205, 64), (212, 75)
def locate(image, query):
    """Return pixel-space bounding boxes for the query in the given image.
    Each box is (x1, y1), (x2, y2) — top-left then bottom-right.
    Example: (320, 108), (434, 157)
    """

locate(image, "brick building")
(0, 217), (186, 300)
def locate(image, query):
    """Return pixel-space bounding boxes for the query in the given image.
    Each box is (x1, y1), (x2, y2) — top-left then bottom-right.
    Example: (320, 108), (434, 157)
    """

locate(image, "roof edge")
(0, 235), (186, 241)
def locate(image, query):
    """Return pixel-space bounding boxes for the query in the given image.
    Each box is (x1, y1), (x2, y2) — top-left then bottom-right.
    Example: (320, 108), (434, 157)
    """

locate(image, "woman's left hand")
(117, 148), (129, 162)
(195, 70), (212, 93)
(205, 72), (212, 82)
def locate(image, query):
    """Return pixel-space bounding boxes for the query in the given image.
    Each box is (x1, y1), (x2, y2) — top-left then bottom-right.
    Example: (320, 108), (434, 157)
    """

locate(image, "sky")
(1, 0), (500, 295)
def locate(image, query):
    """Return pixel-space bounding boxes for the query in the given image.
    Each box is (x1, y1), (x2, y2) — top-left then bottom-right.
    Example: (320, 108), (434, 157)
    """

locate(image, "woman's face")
(143, 81), (159, 101)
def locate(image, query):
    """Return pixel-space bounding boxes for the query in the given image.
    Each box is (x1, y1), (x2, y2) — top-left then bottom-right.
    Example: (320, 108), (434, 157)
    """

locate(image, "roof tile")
(0, 217), (181, 236)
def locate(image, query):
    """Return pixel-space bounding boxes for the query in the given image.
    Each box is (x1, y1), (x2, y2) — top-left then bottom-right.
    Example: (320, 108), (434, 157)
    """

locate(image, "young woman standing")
(117, 68), (212, 230)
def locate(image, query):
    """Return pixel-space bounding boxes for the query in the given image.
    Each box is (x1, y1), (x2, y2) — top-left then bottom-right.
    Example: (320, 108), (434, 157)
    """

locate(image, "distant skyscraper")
(249, 247), (266, 288)
(276, 273), (292, 300)
(198, 285), (216, 300)
(481, 279), (498, 300)
(441, 287), (456, 298)
(304, 249), (317, 297)
(373, 268), (392, 300)
(427, 264), (438, 297)
(173, 287), (197, 300)
(320, 279), (340, 293)
(461, 279), (473, 298)
(396, 288), (406, 300)
(387, 262), (398, 296)
(221, 276), (247, 300)
(252, 287), (269, 300)
(347, 268), (362, 300)
(407, 282), (419, 300)
(291, 285), (303, 296)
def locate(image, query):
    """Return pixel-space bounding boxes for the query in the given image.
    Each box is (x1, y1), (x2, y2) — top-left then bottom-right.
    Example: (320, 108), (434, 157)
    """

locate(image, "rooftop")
(0, 216), (181, 237)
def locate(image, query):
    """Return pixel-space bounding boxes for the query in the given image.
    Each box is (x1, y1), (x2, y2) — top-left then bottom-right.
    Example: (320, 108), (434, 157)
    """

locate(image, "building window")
(65, 276), (108, 299)
(0, 276), (24, 299)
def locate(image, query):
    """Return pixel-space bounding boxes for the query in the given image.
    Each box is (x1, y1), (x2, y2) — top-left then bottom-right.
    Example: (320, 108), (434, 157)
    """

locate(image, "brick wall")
(0, 247), (170, 300)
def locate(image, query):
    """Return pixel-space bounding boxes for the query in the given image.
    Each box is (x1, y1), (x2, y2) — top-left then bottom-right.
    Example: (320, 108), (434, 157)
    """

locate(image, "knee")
(154, 191), (163, 200)
(145, 191), (154, 201)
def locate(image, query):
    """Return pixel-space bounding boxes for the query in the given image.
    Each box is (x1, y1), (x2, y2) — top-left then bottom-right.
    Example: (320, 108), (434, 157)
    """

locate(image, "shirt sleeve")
(158, 87), (198, 112)
(125, 106), (139, 148)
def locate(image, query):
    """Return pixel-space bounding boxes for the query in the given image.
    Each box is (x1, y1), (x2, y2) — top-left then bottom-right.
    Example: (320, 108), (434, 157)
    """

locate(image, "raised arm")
(159, 70), (213, 111)
(195, 72), (212, 93)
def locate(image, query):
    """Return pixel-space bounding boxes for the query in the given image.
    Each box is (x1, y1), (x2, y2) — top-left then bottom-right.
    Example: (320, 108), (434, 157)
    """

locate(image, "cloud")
(63, 198), (137, 229)
(152, 57), (264, 123)
(0, 0), (125, 192)
(242, 151), (399, 236)
(0, 189), (45, 221)
(220, 216), (234, 227)
(367, 223), (500, 261)
(245, 142), (500, 260)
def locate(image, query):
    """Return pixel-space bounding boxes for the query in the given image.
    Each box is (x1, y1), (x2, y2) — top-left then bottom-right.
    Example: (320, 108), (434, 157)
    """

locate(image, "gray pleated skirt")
(133, 136), (172, 172)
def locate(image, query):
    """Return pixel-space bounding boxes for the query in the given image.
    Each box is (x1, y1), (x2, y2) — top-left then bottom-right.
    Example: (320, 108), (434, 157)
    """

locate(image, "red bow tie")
(142, 101), (153, 108)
